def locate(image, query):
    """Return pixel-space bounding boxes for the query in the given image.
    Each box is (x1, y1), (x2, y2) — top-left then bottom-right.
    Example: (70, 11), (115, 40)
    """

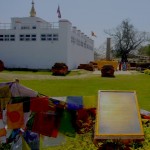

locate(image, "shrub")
(51, 63), (68, 75)
(0, 60), (4, 71)
(136, 63), (150, 72)
(144, 69), (150, 75)
(101, 65), (115, 77)
(77, 64), (94, 71)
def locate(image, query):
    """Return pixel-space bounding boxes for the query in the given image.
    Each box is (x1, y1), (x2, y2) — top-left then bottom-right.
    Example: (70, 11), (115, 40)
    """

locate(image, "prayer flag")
(59, 110), (76, 137)
(91, 31), (97, 37)
(23, 130), (39, 150)
(11, 97), (30, 113)
(7, 103), (24, 129)
(26, 113), (35, 130)
(83, 95), (97, 108)
(49, 97), (66, 110)
(0, 136), (6, 143)
(0, 85), (11, 110)
(0, 113), (6, 137)
(30, 97), (49, 112)
(67, 96), (83, 110)
(7, 129), (20, 143)
(0, 128), (6, 137)
(10, 135), (22, 150)
(57, 5), (61, 19)
(40, 133), (66, 148)
(32, 112), (59, 137)
(22, 136), (31, 150)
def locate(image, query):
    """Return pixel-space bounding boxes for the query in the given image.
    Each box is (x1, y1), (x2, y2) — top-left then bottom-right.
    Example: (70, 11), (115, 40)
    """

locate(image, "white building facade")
(0, 2), (94, 70)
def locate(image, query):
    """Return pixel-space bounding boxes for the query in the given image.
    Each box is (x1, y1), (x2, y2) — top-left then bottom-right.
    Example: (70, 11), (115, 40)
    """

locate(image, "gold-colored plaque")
(94, 90), (144, 140)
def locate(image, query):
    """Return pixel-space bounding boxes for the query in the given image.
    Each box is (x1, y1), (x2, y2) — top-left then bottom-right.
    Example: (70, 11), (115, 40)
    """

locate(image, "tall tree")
(105, 19), (147, 62)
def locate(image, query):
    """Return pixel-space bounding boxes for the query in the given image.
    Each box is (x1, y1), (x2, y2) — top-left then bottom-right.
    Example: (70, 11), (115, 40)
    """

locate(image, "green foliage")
(138, 44), (150, 58)
(144, 69), (150, 75)
(44, 124), (150, 150)
(141, 124), (150, 150)
(0, 143), (11, 150)
(47, 132), (98, 150)
(129, 125), (150, 150)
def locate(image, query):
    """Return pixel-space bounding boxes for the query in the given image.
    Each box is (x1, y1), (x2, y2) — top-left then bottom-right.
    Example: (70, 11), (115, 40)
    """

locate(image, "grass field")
(0, 70), (150, 111)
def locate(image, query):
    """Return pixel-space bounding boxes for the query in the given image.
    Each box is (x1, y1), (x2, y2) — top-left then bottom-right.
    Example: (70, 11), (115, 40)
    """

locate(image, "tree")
(105, 19), (147, 62)
(138, 45), (150, 61)
(146, 45), (150, 57)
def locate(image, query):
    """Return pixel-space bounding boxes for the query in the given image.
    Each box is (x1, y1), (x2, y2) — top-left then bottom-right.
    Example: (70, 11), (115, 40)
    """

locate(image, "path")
(0, 70), (140, 80)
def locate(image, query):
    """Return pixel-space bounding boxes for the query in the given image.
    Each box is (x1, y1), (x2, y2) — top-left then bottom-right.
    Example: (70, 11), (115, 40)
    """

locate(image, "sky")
(0, 0), (150, 48)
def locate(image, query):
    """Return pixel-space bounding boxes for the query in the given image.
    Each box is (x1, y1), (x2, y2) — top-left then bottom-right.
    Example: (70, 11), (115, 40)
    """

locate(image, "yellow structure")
(30, 0), (36, 17)
(95, 60), (118, 70)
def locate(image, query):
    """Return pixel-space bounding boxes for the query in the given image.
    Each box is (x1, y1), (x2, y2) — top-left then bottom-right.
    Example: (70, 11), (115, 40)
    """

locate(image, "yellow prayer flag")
(7, 103), (24, 129)
(0, 86), (11, 110)
(22, 136), (31, 150)
(0, 128), (6, 137)
(83, 96), (97, 108)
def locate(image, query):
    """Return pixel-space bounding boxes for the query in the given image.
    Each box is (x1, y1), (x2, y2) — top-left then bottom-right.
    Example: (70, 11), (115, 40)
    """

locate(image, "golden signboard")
(94, 90), (144, 140)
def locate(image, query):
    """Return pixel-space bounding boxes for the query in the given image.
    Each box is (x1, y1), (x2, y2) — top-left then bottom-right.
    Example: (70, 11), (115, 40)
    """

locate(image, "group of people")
(118, 62), (130, 71)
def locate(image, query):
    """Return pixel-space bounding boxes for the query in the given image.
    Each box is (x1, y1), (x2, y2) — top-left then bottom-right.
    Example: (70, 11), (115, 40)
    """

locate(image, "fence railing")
(0, 22), (59, 30)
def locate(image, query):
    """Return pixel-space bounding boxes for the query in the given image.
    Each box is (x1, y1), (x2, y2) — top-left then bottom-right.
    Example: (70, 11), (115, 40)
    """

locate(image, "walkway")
(93, 70), (139, 75)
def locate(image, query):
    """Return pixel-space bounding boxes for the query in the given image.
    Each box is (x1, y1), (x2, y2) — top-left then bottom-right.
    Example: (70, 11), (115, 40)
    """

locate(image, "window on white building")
(19, 34), (36, 41)
(53, 34), (58, 41)
(40, 34), (58, 41)
(41, 35), (46, 41)
(0, 34), (15, 41)
(21, 26), (30, 29)
(32, 26), (36, 29)
(31, 34), (36, 41)
(47, 34), (52, 41)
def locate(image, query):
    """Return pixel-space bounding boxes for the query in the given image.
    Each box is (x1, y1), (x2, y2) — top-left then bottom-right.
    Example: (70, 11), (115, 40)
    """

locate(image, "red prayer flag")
(0, 112), (6, 137)
(30, 97), (49, 113)
(32, 112), (59, 137)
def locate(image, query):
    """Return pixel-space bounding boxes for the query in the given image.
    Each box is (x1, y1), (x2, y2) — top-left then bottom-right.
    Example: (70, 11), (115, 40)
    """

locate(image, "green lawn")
(1, 71), (149, 111)
(24, 74), (150, 111)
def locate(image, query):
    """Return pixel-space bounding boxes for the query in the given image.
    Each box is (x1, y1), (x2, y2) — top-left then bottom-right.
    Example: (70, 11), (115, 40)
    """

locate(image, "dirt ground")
(0, 70), (140, 81)
(0, 70), (94, 80)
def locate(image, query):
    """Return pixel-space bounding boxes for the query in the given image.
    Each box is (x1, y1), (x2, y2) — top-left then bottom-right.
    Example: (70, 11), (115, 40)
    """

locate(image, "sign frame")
(94, 90), (144, 140)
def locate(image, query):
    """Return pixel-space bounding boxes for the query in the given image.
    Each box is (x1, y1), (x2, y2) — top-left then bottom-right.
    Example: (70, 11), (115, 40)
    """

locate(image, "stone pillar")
(106, 38), (111, 60)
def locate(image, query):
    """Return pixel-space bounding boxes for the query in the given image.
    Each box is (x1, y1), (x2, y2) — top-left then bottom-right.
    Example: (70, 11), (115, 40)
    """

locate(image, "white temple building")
(0, 1), (94, 70)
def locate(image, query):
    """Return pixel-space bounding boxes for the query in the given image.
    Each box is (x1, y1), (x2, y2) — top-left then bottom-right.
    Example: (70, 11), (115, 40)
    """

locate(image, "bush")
(101, 65), (115, 77)
(144, 69), (150, 75)
(78, 64), (94, 71)
(136, 63), (150, 72)
(0, 60), (4, 71)
(51, 63), (68, 75)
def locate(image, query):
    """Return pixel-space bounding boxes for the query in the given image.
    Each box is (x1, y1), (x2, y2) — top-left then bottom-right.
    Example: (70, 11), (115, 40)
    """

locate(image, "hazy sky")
(0, 0), (150, 48)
